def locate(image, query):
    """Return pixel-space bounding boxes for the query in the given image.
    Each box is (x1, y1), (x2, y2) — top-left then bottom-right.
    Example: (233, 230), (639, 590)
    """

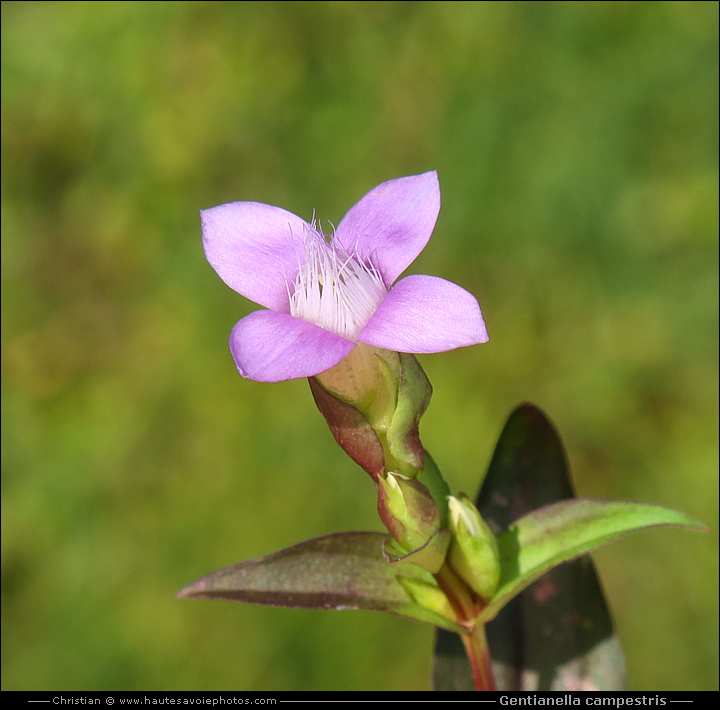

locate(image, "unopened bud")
(447, 495), (501, 602)
(377, 473), (450, 573)
(397, 576), (457, 626)
(378, 472), (440, 551)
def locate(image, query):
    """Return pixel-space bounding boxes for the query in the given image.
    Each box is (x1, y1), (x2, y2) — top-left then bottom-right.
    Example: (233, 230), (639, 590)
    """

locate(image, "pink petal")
(230, 310), (356, 382)
(335, 172), (441, 287)
(358, 275), (488, 353)
(202, 202), (311, 312)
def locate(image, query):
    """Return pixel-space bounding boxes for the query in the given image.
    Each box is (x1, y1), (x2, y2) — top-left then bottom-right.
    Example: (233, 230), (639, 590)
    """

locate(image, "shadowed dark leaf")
(434, 405), (704, 690)
(435, 403), (625, 690)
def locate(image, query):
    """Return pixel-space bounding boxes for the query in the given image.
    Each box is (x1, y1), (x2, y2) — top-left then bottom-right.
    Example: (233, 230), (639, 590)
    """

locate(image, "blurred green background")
(2, 0), (717, 692)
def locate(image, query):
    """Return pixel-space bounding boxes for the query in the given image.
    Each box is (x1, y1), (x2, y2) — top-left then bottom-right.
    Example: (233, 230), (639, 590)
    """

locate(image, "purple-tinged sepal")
(307, 375), (385, 480)
(313, 344), (400, 433)
(312, 345), (432, 479)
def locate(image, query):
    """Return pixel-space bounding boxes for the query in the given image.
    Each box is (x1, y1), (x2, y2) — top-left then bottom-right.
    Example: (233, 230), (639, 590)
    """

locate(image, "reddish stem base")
(461, 624), (496, 691)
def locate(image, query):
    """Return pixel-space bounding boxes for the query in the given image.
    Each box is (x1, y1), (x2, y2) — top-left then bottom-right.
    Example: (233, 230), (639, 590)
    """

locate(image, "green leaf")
(178, 531), (465, 633)
(435, 405), (705, 690)
(480, 498), (707, 623)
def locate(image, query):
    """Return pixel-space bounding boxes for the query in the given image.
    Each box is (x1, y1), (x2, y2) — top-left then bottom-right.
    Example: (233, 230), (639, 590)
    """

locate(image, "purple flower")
(202, 171), (488, 382)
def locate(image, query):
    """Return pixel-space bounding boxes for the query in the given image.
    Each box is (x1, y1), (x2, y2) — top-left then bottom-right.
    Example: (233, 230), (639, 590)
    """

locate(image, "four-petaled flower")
(202, 171), (488, 382)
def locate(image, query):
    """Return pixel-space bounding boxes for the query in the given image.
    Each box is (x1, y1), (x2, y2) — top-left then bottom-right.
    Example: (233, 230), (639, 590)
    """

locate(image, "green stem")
(461, 623), (496, 691)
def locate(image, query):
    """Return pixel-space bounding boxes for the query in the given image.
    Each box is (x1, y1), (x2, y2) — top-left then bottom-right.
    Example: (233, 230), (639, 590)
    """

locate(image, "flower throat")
(289, 225), (387, 341)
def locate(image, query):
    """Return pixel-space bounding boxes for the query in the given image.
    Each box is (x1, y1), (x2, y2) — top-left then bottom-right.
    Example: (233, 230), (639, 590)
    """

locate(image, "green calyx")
(313, 345), (433, 479)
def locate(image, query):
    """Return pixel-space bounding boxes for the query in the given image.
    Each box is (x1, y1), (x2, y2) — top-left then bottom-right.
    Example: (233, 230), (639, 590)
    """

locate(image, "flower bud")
(378, 472), (439, 549)
(447, 494), (501, 602)
(377, 472), (450, 573)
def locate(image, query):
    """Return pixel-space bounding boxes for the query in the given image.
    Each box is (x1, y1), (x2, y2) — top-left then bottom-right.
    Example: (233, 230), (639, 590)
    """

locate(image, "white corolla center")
(289, 224), (387, 341)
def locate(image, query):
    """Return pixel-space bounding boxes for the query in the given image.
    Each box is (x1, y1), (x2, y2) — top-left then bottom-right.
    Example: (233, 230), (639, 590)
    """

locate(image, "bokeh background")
(2, 0), (717, 692)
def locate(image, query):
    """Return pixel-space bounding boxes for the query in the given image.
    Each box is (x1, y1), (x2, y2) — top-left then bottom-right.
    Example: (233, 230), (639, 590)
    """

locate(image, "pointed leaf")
(178, 531), (465, 633)
(479, 403), (576, 523)
(480, 498), (706, 623)
(432, 405), (702, 689)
